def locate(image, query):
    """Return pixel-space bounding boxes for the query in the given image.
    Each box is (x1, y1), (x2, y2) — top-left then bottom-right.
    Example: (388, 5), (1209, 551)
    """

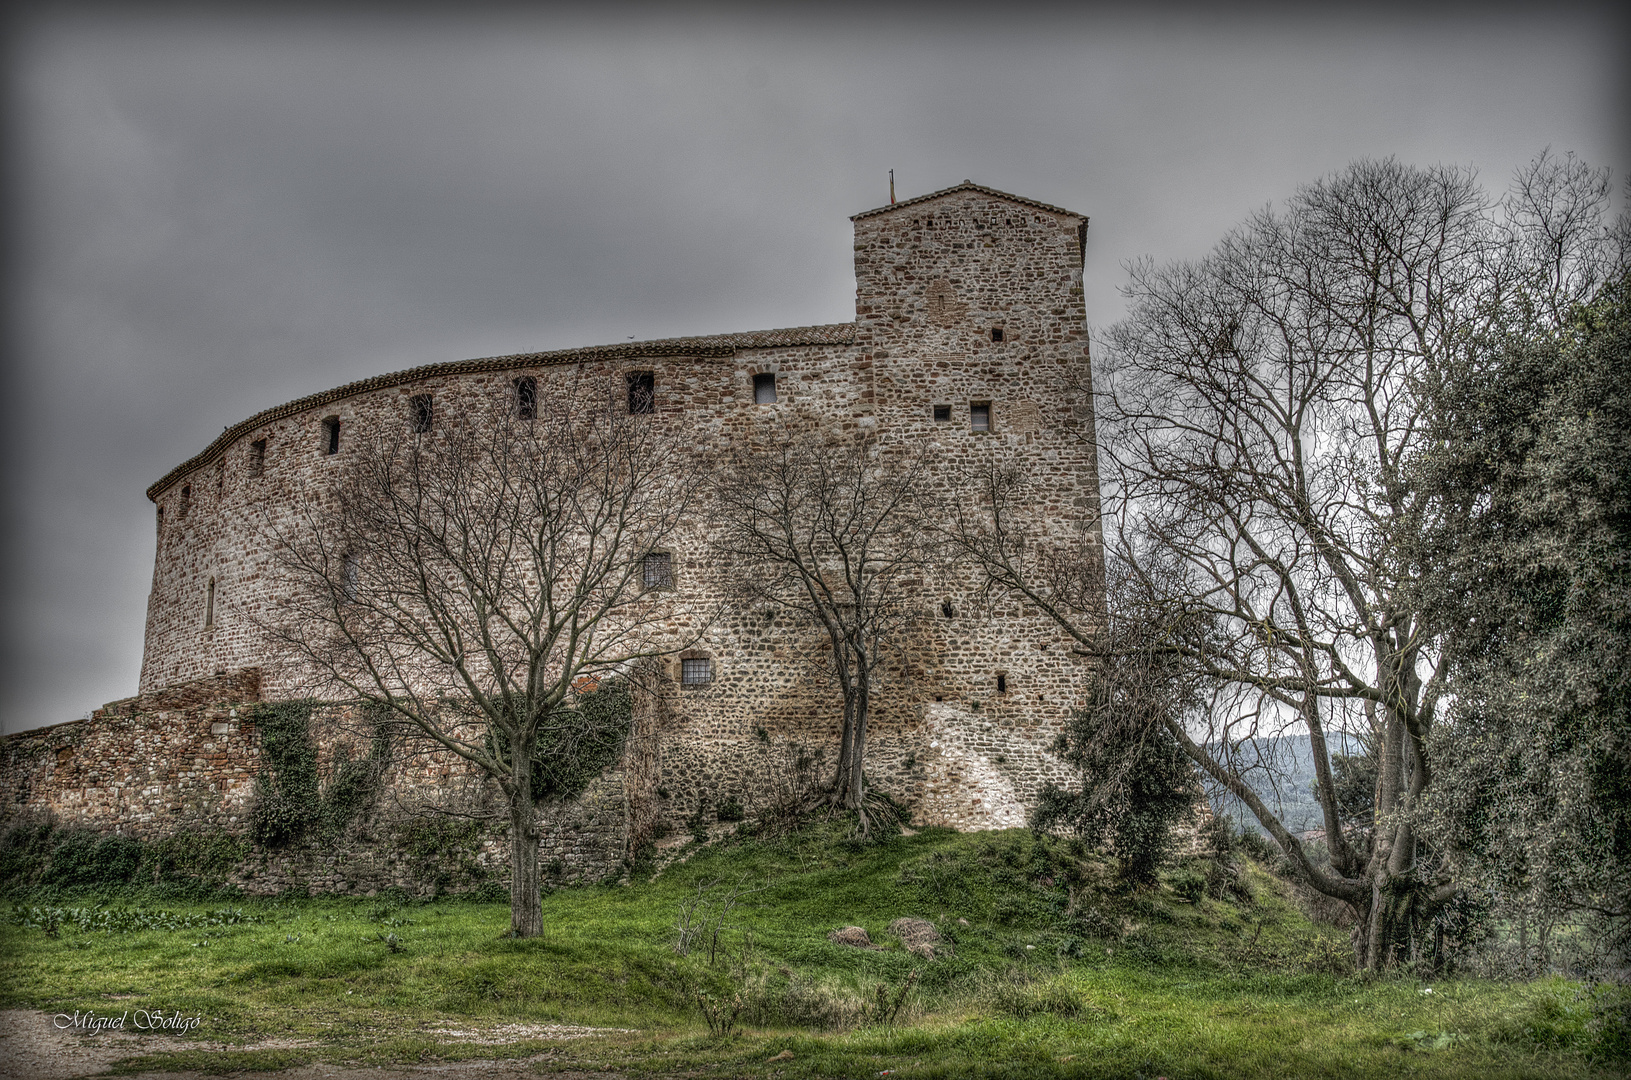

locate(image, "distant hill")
(1203, 734), (1358, 838)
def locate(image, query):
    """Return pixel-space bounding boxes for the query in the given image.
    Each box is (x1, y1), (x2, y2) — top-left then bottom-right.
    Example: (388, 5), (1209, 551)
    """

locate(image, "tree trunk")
(507, 748), (542, 938)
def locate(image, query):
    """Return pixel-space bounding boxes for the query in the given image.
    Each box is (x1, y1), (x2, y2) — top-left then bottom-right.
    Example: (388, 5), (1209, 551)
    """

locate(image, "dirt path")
(0, 1010), (634, 1080)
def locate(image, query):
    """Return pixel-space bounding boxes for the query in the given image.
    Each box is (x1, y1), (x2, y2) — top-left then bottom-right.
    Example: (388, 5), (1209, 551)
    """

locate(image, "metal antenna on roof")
(889, 169), (895, 205)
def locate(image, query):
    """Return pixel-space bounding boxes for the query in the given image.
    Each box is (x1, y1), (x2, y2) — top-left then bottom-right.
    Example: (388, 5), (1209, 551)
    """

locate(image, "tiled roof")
(852, 180), (1084, 222)
(147, 322), (857, 500)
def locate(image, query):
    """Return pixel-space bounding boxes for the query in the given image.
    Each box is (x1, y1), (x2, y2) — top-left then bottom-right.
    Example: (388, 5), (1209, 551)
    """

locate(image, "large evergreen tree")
(1413, 274), (1631, 968)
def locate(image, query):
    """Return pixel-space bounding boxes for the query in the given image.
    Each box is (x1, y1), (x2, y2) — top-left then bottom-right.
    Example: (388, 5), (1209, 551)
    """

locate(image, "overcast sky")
(2, 2), (1626, 734)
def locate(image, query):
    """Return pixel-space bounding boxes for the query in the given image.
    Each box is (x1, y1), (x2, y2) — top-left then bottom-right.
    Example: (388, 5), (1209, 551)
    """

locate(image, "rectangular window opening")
(411, 395), (434, 433)
(681, 657), (712, 686)
(323, 416), (341, 455)
(753, 372), (778, 405)
(343, 554), (360, 602)
(514, 376), (537, 420)
(991, 327), (1004, 343)
(627, 371), (655, 414)
(971, 402), (991, 431)
(643, 551), (673, 590)
(932, 405), (951, 423)
(205, 578), (216, 629)
(250, 439), (266, 478)
(179, 485), (191, 518)
(996, 673), (1008, 694)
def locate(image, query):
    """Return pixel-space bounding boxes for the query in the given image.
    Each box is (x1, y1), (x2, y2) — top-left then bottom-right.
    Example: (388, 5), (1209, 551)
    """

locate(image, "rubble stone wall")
(8, 184), (1107, 881)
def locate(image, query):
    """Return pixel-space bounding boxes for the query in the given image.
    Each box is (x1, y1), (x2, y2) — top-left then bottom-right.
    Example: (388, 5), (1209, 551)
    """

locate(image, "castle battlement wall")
(7, 184), (1103, 884)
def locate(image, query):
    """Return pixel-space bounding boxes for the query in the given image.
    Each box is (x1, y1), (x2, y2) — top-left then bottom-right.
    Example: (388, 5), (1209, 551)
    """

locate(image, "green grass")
(2, 821), (1623, 1077)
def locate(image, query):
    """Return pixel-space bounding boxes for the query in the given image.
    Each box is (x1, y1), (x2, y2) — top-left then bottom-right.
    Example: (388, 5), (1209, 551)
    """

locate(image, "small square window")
(682, 657), (712, 686)
(411, 395), (434, 433)
(514, 376), (537, 420)
(628, 371), (655, 414)
(971, 402), (991, 431)
(643, 551), (672, 590)
(753, 372), (778, 404)
(932, 405), (951, 422)
(991, 327), (1004, 343)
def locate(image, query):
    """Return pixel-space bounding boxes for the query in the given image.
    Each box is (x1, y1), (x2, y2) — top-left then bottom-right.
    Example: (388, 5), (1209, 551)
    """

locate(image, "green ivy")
(484, 679), (634, 804)
(248, 701), (392, 849)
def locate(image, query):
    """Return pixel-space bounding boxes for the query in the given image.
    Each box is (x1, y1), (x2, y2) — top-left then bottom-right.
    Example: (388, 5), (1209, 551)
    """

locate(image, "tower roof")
(851, 180), (1084, 222)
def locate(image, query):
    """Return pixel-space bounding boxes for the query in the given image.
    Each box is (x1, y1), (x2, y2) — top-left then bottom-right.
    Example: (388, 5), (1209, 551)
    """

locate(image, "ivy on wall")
(249, 701), (392, 849)
(483, 679), (634, 804)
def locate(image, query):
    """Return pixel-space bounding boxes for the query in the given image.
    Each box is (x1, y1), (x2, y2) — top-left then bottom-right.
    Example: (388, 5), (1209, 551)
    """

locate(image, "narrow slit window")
(322, 416), (341, 455)
(753, 372), (777, 404)
(643, 551), (673, 590)
(514, 376), (537, 420)
(411, 395), (434, 433)
(156, 506), (164, 534)
(627, 371), (655, 414)
(932, 405), (951, 422)
(681, 656), (712, 686)
(996, 673), (1008, 694)
(342, 554), (360, 602)
(179, 485), (191, 518)
(215, 460), (225, 499)
(205, 578), (216, 629)
(991, 327), (1004, 343)
(249, 439), (266, 478)
(970, 402), (991, 431)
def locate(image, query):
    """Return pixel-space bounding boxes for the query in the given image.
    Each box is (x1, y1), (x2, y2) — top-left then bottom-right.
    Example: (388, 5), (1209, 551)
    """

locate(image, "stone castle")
(1, 182), (1103, 892)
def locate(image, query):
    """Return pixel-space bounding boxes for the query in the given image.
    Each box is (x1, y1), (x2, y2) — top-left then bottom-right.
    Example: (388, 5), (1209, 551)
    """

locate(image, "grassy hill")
(2, 820), (1623, 1077)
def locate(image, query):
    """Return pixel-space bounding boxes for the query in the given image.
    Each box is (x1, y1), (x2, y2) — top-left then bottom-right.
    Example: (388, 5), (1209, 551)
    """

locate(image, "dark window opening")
(643, 551), (672, 590)
(971, 402), (991, 431)
(627, 371), (655, 414)
(514, 376), (537, 420)
(205, 578), (216, 629)
(753, 372), (777, 404)
(250, 439), (266, 478)
(156, 506), (164, 534)
(996, 673), (1008, 694)
(991, 327), (1004, 343)
(323, 416), (341, 455)
(933, 405), (951, 422)
(411, 395), (434, 433)
(681, 656), (712, 686)
(940, 600), (956, 618)
(179, 485), (191, 518)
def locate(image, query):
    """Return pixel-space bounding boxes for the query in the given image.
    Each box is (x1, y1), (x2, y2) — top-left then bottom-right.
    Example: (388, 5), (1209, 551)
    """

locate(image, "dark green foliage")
(41, 830), (142, 889)
(716, 796), (746, 823)
(1032, 706), (1196, 885)
(484, 679), (633, 804)
(0, 819), (58, 891)
(249, 701), (391, 849)
(141, 831), (247, 892)
(1412, 275), (1631, 967)
(248, 701), (321, 847)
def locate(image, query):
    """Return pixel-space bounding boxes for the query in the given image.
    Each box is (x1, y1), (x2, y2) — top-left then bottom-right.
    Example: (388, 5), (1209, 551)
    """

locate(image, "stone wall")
(37, 181), (1107, 858)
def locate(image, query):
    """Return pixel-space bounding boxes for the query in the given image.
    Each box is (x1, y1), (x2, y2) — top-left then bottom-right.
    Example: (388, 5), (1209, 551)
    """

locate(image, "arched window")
(514, 376), (537, 420)
(205, 578), (216, 629)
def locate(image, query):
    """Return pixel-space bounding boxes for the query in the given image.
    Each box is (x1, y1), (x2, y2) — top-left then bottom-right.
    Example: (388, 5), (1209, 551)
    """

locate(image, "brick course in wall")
(4, 183), (1107, 887)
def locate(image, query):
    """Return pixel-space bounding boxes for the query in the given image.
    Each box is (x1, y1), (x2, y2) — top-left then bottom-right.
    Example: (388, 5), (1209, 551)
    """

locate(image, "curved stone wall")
(135, 182), (1103, 832)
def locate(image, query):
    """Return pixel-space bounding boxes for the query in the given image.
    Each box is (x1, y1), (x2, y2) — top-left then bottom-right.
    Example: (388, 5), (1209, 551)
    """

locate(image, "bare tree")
(712, 429), (933, 835)
(952, 156), (1624, 969)
(265, 378), (692, 937)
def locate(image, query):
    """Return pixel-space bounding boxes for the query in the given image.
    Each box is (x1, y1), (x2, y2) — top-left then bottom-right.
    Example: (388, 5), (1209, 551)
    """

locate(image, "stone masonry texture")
(2, 183), (1107, 893)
